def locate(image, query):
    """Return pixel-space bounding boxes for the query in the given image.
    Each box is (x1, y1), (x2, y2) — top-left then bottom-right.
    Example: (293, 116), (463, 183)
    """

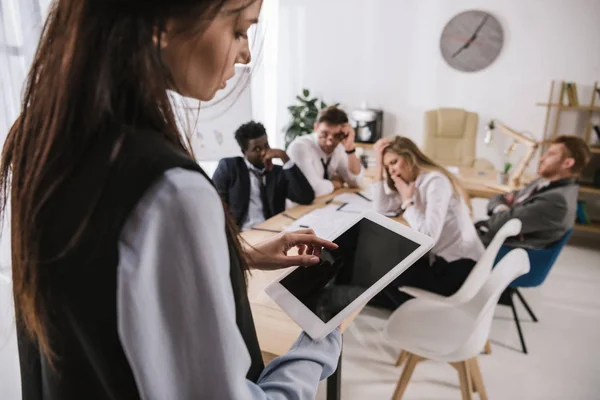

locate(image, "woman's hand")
(391, 175), (415, 201)
(374, 138), (389, 164)
(373, 138), (389, 181)
(245, 229), (338, 271)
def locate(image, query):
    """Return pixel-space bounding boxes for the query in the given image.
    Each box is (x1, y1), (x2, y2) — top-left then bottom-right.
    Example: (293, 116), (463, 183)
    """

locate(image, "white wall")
(275, 0), (600, 169)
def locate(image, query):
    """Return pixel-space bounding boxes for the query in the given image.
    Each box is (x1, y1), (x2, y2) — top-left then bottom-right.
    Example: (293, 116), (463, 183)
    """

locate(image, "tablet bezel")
(264, 210), (435, 340)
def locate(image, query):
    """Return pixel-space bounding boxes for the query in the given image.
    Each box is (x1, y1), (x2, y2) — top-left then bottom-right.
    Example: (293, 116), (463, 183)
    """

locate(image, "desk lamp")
(485, 120), (539, 188)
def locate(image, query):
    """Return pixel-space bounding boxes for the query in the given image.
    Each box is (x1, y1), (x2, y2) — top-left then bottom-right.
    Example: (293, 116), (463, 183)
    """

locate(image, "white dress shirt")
(117, 167), (341, 399)
(372, 171), (484, 263)
(241, 158), (295, 231)
(287, 133), (363, 197)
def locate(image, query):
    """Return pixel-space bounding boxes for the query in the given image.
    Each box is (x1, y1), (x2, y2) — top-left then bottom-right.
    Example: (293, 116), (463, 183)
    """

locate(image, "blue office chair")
(494, 229), (573, 354)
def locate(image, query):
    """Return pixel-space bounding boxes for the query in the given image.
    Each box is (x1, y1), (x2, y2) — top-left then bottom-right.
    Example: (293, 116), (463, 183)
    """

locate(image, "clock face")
(440, 10), (504, 72)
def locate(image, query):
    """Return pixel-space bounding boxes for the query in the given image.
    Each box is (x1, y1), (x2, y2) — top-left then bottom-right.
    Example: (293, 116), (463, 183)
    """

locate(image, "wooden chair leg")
(469, 358), (488, 400)
(392, 353), (420, 400)
(395, 350), (407, 367)
(483, 340), (492, 355)
(450, 361), (473, 400)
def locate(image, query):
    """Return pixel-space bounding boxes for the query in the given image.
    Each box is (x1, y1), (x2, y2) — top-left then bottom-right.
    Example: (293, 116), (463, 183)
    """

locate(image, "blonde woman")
(370, 136), (484, 309)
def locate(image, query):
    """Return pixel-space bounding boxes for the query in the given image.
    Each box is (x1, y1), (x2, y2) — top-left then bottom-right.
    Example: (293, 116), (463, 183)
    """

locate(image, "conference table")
(242, 166), (509, 399)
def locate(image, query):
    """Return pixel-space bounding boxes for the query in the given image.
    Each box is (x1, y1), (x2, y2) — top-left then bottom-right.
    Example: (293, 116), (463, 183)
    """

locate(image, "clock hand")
(447, 36), (484, 45)
(451, 14), (490, 59)
(451, 42), (470, 58)
(472, 14), (490, 37)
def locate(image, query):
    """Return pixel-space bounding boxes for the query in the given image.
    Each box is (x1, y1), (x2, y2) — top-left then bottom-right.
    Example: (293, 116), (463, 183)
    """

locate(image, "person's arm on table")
(117, 169), (341, 400)
(281, 159), (315, 205)
(371, 181), (403, 214)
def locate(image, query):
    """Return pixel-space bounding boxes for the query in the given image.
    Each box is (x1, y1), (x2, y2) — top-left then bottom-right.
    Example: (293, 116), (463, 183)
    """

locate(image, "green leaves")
(284, 88), (329, 149)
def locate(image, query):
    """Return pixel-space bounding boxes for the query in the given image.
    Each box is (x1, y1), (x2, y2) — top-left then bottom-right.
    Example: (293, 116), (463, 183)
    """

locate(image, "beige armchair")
(423, 108), (478, 167)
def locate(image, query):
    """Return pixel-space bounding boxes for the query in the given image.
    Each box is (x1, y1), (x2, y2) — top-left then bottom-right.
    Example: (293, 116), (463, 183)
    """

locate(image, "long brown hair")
(0, 0), (254, 360)
(383, 136), (472, 209)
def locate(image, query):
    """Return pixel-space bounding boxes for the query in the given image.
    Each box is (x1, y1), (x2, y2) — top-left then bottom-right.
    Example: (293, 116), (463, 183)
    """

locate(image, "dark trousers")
(370, 255), (476, 310)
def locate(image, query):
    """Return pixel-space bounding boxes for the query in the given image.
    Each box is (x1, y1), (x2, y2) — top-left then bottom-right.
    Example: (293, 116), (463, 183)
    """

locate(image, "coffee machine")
(350, 107), (383, 144)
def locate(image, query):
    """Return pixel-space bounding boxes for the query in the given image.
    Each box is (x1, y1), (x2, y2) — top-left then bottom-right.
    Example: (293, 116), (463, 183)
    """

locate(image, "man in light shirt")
(287, 106), (363, 197)
(213, 121), (314, 230)
(477, 135), (590, 249)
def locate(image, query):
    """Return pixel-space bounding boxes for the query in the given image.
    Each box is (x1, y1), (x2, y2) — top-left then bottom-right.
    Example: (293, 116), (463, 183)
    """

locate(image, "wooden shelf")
(355, 142), (374, 149)
(536, 103), (600, 112)
(590, 147), (600, 154)
(580, 185), (600, 195)
(574, 222), (600, 234)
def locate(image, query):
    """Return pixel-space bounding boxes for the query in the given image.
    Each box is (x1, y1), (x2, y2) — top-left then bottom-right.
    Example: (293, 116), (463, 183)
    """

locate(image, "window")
(0, 0), (43, 139)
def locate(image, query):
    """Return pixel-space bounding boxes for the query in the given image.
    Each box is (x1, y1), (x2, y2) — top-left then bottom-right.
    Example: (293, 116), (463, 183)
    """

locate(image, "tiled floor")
(2, 238), (600, 399)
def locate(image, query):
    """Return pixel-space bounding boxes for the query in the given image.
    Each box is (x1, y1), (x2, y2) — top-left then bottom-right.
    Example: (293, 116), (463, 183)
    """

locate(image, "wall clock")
(440, 10), (504, 73)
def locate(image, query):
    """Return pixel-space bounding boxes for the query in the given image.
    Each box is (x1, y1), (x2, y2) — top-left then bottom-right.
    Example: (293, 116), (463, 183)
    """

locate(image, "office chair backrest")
(384, 249), (530, 362)
(423, 108), (478, 167)
(449, 219), (522, 304)
(451, 249), (530, 358)
(494, 229), (573, 288)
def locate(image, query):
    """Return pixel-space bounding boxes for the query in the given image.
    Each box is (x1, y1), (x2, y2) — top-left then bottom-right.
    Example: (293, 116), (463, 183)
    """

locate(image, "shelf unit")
(538, 80), (600, 236)
(574, 222), (600, 234)
(535, 103), (600, 112)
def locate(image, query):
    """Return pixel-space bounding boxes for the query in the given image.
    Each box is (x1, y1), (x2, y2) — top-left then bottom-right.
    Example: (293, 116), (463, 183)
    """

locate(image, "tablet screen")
(280, 217), (421, 323)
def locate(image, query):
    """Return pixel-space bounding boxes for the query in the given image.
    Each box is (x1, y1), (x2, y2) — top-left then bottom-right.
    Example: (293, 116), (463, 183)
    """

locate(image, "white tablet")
(265, 210), (434, 340)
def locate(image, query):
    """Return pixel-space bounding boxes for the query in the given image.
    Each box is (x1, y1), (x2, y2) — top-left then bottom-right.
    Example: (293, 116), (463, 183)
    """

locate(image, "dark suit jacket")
(478, 177), (578, 249)
(212, 157), (315, 227)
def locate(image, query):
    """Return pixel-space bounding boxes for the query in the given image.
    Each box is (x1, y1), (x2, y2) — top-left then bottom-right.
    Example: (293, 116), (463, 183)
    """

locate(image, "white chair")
(384, 249), (530, 400)
(400, 219), (522, 306)
(395, 219), (522, 365)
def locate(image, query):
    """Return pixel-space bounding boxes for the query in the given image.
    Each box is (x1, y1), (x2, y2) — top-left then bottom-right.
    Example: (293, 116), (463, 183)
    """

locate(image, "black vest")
(16, 128), (264, 399)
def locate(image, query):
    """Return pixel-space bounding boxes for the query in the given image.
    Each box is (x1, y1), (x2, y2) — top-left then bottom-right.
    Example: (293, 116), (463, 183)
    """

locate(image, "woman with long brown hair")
(0, 0), (342, 398)
(370, 136), (484, 309)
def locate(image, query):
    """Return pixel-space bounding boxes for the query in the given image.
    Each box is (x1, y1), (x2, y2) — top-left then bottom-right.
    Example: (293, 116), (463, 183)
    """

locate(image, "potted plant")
(498, 162), (512, 185)
(484, 120), (495, 145)
(283, 89), (337, 148)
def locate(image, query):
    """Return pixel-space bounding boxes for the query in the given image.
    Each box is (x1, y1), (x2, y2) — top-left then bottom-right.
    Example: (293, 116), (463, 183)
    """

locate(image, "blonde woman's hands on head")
(245, 229), (338, 271)
(374, 138), (389, 158)
(391, 175), (415, 201)
(374, 138), (390, 180)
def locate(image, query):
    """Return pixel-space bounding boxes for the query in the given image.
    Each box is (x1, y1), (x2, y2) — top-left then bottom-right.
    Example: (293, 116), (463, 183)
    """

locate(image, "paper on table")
(285, 205), (357, 239)
(333, 191), (374, 213)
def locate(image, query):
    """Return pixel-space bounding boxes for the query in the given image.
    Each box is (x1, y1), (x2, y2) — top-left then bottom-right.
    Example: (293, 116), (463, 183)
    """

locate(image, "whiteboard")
(171, 66), (253, 161)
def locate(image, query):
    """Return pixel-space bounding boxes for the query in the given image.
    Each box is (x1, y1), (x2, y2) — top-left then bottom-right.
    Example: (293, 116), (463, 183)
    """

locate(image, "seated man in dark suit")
(213, 121), (315, 230)
(476, 135), (590, 249)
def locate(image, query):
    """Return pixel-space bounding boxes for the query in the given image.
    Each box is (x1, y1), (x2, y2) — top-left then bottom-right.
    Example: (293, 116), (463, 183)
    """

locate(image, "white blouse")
(372, 171), (484, 263)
